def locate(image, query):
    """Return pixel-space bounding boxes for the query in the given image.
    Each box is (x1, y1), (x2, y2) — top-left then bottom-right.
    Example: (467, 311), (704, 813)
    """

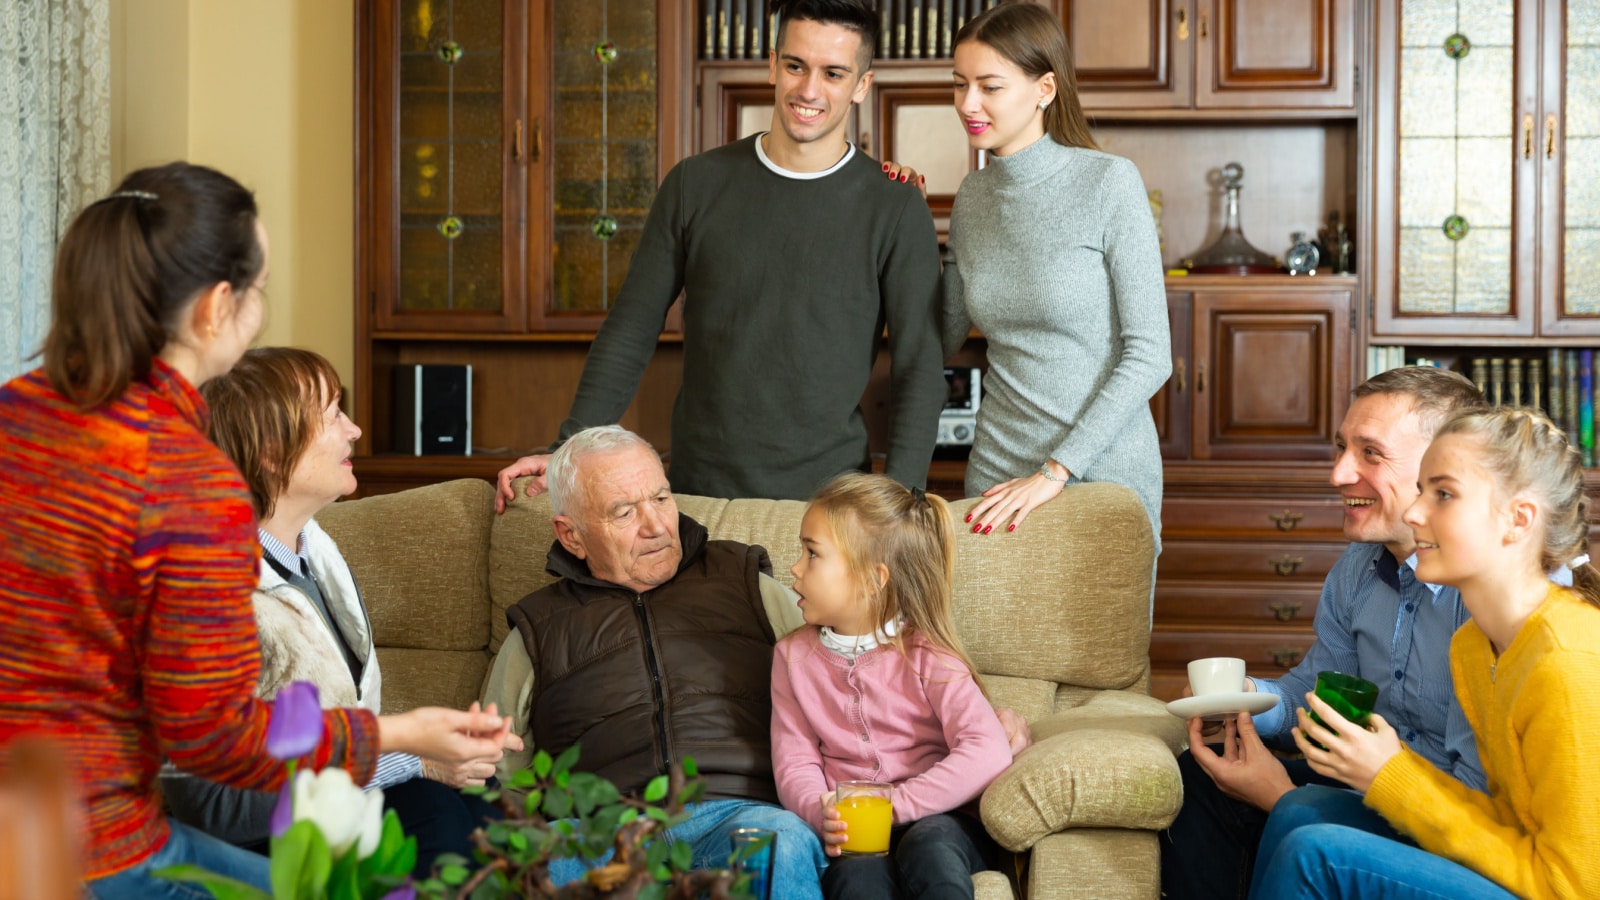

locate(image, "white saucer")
(1166, 692), (1280, 721)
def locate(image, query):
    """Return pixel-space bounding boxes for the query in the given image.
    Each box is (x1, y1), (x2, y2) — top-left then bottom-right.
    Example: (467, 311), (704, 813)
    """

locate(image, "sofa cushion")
(376, 648), (490, 715)
(321, 479), (494, 653)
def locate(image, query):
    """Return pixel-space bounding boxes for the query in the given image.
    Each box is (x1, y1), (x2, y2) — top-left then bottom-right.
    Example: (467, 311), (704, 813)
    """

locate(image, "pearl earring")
(1039, 100), (1050, 111)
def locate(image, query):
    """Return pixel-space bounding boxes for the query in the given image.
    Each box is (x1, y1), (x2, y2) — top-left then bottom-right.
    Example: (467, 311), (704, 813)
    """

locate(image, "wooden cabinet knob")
(1270, 555), (1304, 577)
(1270, 647), (1304, 668)
(1268, 509), (1304, 531)
(1268, 601), (1303, 621)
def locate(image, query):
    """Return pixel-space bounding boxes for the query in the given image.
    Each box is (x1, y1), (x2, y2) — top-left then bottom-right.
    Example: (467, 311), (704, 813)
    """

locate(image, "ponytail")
(42, 163), (261, 409)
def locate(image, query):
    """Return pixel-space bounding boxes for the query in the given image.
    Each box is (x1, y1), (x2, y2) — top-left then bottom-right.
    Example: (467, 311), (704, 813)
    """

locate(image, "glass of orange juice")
(835, 781), (893, 855)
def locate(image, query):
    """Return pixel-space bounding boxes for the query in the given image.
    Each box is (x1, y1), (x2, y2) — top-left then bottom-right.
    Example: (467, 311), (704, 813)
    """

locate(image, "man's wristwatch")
(1039, 462), (1068, 484)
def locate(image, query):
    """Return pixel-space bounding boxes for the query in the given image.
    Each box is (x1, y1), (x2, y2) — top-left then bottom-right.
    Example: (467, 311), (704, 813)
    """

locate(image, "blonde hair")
(1434, 407), (1600, 608)
(954, 1), (1100, 152)
(806, 473), (987, 696)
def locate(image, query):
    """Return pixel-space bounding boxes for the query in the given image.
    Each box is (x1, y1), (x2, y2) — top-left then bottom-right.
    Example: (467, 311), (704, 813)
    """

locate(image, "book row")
(1370, 346), (1600, 466)
(698, 0), (1003, 61)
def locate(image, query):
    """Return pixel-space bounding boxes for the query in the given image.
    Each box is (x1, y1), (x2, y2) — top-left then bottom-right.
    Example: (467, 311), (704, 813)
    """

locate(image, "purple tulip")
(269, 779), (294, 838)
(266, 681), (323, 760)
(380, 885), (416, 900)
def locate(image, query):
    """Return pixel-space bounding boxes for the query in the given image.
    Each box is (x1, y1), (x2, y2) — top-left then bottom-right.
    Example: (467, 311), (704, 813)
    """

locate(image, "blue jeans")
(1249, 783), (1410, 892)
(549, 798), (825, 900)
(86, 819), (272, 900)
(1249, 824), (1519, 899)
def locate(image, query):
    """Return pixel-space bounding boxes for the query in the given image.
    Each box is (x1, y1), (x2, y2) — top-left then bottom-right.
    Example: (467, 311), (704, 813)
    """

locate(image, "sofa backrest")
(323, 477), (1155, 717)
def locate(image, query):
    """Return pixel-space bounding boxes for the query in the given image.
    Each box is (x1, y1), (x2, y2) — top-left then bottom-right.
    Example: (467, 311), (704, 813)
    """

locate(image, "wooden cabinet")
(1156, 277), (1355, 461)
(353, 0), (694, 459)
(1151, 466), (1347, 699)
(1064, 0), (1356, 114)
(1371, 0), (1600, 340)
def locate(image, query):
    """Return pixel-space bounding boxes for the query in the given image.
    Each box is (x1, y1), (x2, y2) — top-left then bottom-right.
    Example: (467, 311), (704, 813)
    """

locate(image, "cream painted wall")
(112, 0), (356, 387)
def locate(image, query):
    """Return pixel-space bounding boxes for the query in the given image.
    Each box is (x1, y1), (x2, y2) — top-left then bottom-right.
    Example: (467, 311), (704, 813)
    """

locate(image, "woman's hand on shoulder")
(965, 464), (1069, 534)
(880, 160), (927, 199)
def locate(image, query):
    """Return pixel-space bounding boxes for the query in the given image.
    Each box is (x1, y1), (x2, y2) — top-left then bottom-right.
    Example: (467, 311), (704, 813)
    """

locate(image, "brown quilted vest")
(504, 514), (779, 802)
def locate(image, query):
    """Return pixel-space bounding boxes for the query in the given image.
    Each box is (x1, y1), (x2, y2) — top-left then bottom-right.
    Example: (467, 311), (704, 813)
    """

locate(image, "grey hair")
(546, 425), (658, 518)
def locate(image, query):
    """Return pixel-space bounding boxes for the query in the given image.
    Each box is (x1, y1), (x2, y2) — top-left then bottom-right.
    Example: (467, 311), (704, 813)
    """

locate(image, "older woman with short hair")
(161, 346), (514, 875)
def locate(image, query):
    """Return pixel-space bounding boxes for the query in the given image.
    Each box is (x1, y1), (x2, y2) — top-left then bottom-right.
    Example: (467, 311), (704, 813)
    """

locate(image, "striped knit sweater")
(0, 361), (379, 879)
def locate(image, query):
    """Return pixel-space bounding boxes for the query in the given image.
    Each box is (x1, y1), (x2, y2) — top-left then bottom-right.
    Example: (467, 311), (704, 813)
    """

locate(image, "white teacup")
(1188, 657), (1246, 696)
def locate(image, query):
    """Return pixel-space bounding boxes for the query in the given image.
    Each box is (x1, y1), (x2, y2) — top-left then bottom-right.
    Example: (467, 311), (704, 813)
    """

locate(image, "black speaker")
(392, 364), (472, 456)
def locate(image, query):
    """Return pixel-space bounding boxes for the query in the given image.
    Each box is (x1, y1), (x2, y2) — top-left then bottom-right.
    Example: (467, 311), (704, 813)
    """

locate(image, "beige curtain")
(0, 0), (112, 383)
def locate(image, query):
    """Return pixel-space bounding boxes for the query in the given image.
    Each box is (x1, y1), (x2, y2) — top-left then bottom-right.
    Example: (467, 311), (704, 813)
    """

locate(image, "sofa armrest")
(979, 704), (1183, 852)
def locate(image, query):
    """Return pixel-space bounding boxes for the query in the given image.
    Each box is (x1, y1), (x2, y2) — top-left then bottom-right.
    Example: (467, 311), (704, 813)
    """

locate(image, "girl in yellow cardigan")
(1250, 406), (1600, 899)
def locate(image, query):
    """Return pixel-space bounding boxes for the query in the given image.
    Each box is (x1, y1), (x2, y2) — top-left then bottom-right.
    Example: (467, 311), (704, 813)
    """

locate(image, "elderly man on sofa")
(482, 425), (828, 895)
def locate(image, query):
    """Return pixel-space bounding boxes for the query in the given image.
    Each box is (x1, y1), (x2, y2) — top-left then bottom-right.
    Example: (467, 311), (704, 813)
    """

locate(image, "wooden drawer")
(1150, 628), (1319, 673)
(1158, 539), (1346, 583)
(1154, 582), (1322, 628)
(1163, 496), (1346, 540)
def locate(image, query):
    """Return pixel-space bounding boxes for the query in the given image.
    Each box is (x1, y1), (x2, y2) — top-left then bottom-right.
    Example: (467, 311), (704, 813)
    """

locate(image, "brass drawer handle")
(1268, 601), (1303, 622)
(1177, 6), (1189, 41)
(1269, 510), (1304, 531)
(1270, 556), (1304, 577)
(1271, 647), (1304, 668)
(1175, 357), (1186, 393)
(1523, 113), (1534, 159)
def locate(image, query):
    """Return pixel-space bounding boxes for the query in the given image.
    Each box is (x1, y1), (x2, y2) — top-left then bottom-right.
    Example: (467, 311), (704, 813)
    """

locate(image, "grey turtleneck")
(944, 137), (1170, 547)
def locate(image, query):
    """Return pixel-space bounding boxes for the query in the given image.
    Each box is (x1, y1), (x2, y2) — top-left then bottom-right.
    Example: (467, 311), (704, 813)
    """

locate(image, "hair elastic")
(103, 190), (158, 203)
(1574, 554), (1590, 569)
(909, 486), (927, 504)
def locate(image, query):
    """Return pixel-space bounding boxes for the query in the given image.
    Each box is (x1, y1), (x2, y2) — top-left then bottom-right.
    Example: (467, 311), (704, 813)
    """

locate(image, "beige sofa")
(318, 478), (1186, 899)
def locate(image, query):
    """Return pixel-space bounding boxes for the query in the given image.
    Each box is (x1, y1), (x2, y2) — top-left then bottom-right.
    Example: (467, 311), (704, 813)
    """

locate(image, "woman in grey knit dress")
(934, 3), (1170, 545)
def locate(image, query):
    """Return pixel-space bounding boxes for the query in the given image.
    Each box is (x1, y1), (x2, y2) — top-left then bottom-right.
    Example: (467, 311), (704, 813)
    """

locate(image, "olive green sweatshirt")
(559, 134), (944, 500)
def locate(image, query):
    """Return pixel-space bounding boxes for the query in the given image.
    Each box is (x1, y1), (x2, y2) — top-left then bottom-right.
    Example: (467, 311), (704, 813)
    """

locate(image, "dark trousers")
(1159, 748), (1348, 900)
(821, 812), (998, 900)
(382, 776), (503, 878)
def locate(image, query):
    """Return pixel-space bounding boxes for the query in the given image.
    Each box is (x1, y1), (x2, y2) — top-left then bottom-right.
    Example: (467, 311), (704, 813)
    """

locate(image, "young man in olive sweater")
(495, 0), (944, 506)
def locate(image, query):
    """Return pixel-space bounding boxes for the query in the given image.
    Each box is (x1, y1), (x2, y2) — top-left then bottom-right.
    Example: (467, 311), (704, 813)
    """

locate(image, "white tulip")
(291, 767), (385, 859)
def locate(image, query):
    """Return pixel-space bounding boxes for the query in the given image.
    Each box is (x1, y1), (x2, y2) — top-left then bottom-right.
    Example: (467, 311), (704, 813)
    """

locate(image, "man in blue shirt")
(1160, 366), (1487, 900)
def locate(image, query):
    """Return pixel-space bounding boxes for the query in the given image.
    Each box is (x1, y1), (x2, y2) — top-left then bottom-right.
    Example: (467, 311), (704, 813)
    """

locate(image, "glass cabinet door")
(534, 0), (659, 329)
(1542, 0), (1600, 335)
(377, 0), (527, 333)
(1373, 0), (1534, 337)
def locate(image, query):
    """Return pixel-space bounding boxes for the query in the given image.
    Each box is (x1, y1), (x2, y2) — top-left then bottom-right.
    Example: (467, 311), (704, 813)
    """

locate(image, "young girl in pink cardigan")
(771, 473), (1013, 900)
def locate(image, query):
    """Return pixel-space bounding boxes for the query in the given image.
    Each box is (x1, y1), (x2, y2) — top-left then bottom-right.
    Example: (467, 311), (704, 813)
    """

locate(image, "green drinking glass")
(1307, 671), (1379, 747)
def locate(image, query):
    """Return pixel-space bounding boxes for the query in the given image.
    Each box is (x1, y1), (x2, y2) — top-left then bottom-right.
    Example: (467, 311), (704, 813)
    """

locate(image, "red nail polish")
(983, 525), (993, 534)
(972, 523), (982, 533)
(1007, 523), (1016, 532)
(965, 514), (972, 523)
(882, 164), (889, 171)
(899, 174), (908, 182)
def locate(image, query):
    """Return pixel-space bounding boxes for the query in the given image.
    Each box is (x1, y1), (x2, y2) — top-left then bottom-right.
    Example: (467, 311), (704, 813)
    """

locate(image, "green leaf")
(669, 840), (694, 872)
(511, 768), (537, 789)
(619, 808), (639, 825)
(643, 775), (669, 802)
(645, 806), (670, 823)
(153, 864), (274, 900)
(523, 788), (543, 817)
(542, 789), (573, 819)
(532, 749), (553, 779)
(508, 830), (529, 852)
(682, 756), (698, 778)
(552, 743), (581, 777)
(440, 863), (470, 886)
(269, 820), (331, 900)
(326, 847), (361, 900)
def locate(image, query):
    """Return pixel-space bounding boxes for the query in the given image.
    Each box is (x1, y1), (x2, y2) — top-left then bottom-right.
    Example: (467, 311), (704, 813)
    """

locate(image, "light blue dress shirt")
(1251, 542), (1486, 792)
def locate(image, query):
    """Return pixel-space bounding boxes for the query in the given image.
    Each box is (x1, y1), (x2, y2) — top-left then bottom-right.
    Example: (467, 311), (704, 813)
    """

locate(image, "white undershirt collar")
(754, 131), (856, 180)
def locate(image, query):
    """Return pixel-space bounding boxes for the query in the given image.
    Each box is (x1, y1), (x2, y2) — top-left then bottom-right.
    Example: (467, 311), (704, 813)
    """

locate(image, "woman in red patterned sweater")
(0, 163), (509, 899)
